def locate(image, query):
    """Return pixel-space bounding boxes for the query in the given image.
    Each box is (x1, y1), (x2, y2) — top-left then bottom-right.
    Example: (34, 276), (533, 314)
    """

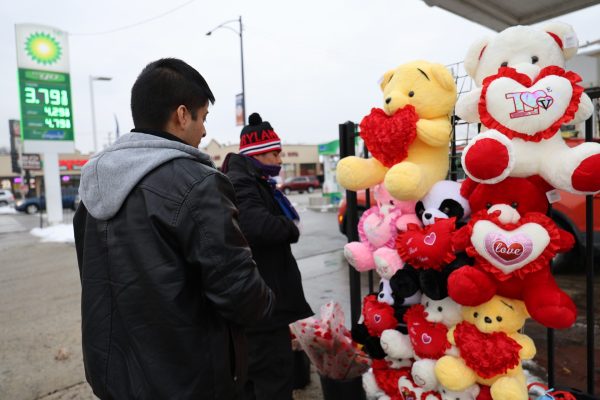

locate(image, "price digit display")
(18, 69), (74, 141)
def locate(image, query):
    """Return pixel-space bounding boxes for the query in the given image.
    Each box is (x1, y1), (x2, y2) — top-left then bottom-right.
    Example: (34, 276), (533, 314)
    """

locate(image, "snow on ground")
(30, 224), (74, 244)
(0, 206), (17, 215)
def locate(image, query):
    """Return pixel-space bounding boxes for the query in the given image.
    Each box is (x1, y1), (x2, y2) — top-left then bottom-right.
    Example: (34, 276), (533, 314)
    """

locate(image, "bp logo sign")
(25, 32), (62, 65)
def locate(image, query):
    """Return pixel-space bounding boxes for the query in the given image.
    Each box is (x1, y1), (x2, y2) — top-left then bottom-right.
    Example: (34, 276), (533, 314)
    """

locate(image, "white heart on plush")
(471, 220), (550, 274)
(363, 212), (392, 248)
(485, 75), (573, 136)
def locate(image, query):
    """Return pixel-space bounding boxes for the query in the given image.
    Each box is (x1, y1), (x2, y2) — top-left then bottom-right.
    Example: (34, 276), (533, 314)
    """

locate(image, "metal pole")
(239, 16), (246, 124)
(584, 115), (595, 396)
(89, 76), (98, 153)
(340, 121), (361, 328)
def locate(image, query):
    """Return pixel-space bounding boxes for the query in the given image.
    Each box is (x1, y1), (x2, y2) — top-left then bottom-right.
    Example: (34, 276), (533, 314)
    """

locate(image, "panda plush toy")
(391, 180), (473, 301)
(416, 180), (471, 227)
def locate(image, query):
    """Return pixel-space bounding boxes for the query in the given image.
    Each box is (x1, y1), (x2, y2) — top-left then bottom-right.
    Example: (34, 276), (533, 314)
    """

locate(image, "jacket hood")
(79, 131), (213, 220)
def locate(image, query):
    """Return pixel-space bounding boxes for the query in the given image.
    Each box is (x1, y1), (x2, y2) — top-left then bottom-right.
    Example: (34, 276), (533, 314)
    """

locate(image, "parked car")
(278, 175), (321, 195)
(0, 189), (15, 207)
(15, 195), (77, 214)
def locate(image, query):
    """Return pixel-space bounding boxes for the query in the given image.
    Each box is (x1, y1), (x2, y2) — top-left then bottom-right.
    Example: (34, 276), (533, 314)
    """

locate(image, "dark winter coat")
(223, 153), (313, 332)
(74, 131), (274, 399)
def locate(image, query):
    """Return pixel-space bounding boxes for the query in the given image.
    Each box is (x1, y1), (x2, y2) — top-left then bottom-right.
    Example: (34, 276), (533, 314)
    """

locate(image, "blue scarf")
(247, 156), (300, 221)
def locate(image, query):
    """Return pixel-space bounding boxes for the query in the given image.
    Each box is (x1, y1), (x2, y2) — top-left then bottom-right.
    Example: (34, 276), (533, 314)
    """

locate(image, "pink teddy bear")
(344, 184), (421, 279)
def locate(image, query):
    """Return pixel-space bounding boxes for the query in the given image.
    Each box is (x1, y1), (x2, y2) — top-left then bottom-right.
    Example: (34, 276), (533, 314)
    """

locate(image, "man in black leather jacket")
(74, 59), (274, 399)
(222, 113), (313, 400)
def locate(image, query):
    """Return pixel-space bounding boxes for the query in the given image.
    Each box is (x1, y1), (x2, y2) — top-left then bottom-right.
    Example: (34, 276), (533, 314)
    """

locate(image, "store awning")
(423, 0), (600, 31)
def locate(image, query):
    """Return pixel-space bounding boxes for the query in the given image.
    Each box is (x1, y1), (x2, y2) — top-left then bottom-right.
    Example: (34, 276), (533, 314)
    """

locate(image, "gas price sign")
(18, 68), (74, 141)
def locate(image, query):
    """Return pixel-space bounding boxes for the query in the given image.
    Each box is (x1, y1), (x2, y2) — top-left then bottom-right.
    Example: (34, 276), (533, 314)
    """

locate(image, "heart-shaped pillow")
(404, 304), (450, 359)
(359, 106), (419, 168)
(396, 218), (457, 270)
(453, 322), (521, 379)
(479, 66), (584, 142)
(358, 206), (399, 249)
(465, 210), (561, 281)
(362, 294), (398, 337)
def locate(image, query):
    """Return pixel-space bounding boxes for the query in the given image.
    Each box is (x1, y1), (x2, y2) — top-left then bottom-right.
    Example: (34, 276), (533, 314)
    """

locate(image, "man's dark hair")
(131, 58), (215, 130)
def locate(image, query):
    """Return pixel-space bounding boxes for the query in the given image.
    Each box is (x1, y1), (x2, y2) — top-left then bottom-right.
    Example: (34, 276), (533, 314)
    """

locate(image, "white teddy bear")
(399, 376), (483, 400)
(362, 329), (415, 400)
(409, 295), (462, 391)
(455, 22), (600, 195)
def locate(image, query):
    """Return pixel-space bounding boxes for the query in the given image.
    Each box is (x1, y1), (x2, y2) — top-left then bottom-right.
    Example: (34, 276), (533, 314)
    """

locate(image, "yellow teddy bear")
(434, 295), (536, 400)
(336, 60), (457, 200)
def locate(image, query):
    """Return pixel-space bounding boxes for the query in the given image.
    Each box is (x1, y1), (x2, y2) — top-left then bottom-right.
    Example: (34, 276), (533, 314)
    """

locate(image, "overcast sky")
(2, 0), (599, 154)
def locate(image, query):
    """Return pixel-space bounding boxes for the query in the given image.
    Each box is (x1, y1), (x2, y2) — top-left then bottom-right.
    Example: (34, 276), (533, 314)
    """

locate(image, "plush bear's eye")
(473, 312), (479, 318)
(389, 200), (394, 205)
(501, 61), (508, 67)
(408, 91), (415, 97)
(426, 302), (430, 307)
(496, 316), (503, 322)
(532, 56), (539, 64)
(511, 202), (518, 209)
(442, 206), (450, 214)
(437, 306), (443, 312)
(485, 203), (492, 209)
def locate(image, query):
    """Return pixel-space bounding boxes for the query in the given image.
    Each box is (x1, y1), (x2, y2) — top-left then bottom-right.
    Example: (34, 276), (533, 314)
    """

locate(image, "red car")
(277, 175), (321, 195)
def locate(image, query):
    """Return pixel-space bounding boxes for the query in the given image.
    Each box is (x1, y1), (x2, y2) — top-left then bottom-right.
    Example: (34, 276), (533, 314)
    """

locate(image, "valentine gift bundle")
(335, 21), (594, 400)
(290, 301), (370, 381)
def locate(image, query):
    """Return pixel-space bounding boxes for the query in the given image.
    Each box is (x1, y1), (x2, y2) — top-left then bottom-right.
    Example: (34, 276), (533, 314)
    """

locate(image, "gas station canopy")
(423, 0), (600, 31)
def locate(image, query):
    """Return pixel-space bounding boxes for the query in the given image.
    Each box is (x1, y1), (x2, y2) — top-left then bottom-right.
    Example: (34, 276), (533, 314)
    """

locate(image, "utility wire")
(69, 0), (197, 36)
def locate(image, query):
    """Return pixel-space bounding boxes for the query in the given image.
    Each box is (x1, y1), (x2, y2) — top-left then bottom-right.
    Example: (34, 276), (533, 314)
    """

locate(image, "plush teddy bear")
(336, 60), (457, 200)
(344, 184), (421, 279)
(449, 178), (578, 329)
(398, 376), (492, 400)
(434, 295), (536, 400)
(454, 22), (599, 194)
(362, 328), (415, 400)
(391, 180), (472, 302)
(408, 295), (463, 391)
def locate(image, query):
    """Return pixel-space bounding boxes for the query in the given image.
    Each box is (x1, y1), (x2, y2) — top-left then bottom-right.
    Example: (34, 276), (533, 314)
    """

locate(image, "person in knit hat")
(222, 113), (314, 400)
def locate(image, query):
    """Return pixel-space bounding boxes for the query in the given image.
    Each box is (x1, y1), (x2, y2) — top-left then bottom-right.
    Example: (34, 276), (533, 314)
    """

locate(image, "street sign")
(21, 154), (42, 170)
(18, 69), (74, 142)
(14, 24), (72, 225)
(15, 24), (74, 153)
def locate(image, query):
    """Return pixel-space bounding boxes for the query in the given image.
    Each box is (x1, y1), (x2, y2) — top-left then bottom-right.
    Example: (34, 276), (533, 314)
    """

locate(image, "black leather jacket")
(74, 135), (274, 399)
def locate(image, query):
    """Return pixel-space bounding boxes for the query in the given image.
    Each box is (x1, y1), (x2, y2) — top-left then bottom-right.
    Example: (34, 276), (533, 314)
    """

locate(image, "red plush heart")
(404, 304), (450, 359)
(453, 322), (521, 379)
(359, 106), (419, 168)
(396, 218), (457, 270)
(479, 66), (584, 142)
(372, 360), (411, 398)
(362, 294), (398, 337)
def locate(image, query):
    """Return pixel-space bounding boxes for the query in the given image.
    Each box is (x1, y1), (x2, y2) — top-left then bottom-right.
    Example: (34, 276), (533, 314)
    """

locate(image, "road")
(0, 191), (346, 399)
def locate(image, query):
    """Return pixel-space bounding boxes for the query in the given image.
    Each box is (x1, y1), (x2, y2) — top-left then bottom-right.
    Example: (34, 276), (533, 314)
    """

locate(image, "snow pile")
(30, 224), (74, 244)
(0, 206), (17, 215)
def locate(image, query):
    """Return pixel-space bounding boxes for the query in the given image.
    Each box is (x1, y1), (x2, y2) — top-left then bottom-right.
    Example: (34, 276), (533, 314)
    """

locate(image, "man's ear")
(429, 63), (456, 92)
(175, 105), (188, 127)
(464, 37), (490, 78)
(542, 21), (578, 60)
(379, 69), (396, 92)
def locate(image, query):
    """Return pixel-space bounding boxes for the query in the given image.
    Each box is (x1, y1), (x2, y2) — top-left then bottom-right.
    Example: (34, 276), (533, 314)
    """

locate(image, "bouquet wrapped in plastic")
(290, 301), (370, 380)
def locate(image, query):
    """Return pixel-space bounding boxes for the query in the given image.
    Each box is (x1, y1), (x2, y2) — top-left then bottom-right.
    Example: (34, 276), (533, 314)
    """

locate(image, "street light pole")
(239, 16), (246, 124)
(206, 16), (246, 124)
(89, 75), (112, 153)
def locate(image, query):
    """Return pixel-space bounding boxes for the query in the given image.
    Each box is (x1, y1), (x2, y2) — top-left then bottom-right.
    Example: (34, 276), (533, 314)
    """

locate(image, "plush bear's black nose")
(424, 213), (432, 219)
(385, 97), (392, 104)
(484, 317), (492, 324)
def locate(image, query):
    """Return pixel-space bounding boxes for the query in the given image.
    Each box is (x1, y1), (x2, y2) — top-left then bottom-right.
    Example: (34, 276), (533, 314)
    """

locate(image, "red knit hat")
(239, 113), (282, 156)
